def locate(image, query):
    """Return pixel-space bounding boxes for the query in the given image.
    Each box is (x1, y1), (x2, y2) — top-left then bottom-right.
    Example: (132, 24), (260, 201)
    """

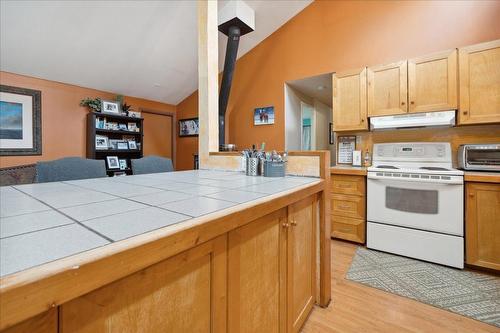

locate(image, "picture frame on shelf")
(117, 141), (129, 150)
(118, 123), (127, 131)
(95, 135), (109, 150)
(128, 140), (137, 150)
(0, 85), (42, 156)
(106, 156), (119, 169)
(128, 111), (141, 118)
(119, 159), (127, 170)
(101, 100), (121, 114)
(179, 118), (199, 137)
(127, 122), (138, 132)
(105, 122), (118, 130)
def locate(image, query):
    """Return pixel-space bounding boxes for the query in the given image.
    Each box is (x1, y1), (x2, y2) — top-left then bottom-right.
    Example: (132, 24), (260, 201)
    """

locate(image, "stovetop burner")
(376, 165), (399, 169)
(419, 167), (450, 171)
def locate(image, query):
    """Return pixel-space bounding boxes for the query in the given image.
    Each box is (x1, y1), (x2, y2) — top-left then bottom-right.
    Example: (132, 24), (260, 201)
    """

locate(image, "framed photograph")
(337, 136), (356, 165)
(118, 123), (127, 131)
(128, 140), (137, 150)
(128, 111), (141, 118)
(105, 122), (118, 130)
(179, 118), (199, 137)
(101, 100), (120, 114)
(118, 159), (127, 170)
(106, 156), (119, 169)
(95, 135), (109, 150)
(254, 106), (275, 126)
(0, 85), (42, 156)
(127, 122), (138, 132)
(329, 123), (334, 145)
(117, 141), (129, 150)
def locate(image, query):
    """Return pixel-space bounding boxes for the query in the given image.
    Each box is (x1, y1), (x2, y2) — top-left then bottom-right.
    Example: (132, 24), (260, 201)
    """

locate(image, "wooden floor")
(301, 240), (499, 333)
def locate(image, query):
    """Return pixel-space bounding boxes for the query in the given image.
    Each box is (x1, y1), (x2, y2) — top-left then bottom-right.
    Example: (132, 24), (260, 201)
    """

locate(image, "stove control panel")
(373, 142), (452, 163)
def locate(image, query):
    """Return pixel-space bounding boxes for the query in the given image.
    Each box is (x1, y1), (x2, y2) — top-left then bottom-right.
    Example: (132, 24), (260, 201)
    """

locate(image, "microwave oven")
(457, 144), (500, 171)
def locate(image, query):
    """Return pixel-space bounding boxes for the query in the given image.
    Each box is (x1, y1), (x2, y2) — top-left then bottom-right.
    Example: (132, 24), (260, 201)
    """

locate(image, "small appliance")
(457, 144), (500, 171)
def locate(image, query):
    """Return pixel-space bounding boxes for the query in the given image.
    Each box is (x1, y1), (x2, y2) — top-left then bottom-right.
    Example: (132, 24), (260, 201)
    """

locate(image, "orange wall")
(175, 91), (198, 170)
(0, 71), (176, 168)
(176, 0), (500, 167)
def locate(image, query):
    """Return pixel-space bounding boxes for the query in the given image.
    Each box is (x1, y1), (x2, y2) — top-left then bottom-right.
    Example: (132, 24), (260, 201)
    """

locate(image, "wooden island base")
(2, 181), (329, 333)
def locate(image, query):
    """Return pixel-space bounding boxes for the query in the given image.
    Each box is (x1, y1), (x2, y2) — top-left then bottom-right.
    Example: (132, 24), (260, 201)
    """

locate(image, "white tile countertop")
(0, 170), (320, 277)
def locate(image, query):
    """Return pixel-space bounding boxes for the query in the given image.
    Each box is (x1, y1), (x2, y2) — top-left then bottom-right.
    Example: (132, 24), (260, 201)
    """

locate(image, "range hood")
(370, 110), (456, 130)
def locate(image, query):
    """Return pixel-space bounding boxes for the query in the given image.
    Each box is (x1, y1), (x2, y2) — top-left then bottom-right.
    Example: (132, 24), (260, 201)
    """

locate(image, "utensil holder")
(246, 157), (259, 176)
(263, 161), (286, 177)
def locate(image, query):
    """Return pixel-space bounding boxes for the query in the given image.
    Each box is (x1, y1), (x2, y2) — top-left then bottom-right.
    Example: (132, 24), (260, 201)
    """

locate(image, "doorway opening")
(140, 109), (176, 169)
(285, 72), (335, 165)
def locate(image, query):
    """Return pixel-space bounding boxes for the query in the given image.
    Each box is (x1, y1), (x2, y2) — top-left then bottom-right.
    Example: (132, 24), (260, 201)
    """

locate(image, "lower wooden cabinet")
(59, 236), (227, 333)
(228, 195), (317, 333)
(32, 195), (319, 333)
(465, 182), (500, 271)
(330, 174), (367, 244)
(227, 208), (287, 333)
(287, 195), (316, 333)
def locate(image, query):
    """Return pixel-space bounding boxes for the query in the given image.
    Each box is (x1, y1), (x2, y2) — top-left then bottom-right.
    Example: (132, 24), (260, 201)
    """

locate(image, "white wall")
(285, 84), (312, 151)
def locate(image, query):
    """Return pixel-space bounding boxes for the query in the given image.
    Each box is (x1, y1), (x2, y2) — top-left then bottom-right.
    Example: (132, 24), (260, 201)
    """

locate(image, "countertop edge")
(464, 171), (500, 183)
(330, 166), (367, 176)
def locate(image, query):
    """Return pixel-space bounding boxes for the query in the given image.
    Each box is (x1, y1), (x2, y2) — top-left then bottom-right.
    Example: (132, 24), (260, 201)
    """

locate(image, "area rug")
(346, 247), (500, 328)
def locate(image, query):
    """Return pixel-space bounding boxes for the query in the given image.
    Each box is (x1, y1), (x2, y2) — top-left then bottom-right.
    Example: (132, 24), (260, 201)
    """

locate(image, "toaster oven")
(457, 144), (500, 171)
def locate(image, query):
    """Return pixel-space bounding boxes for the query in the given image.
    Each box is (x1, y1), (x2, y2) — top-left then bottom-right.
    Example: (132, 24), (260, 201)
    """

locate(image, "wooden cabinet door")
(227, 209), (287, 333)
(458, 39), (500, 125)
(332, 68), (368, 131)
(287, 195), (316, 333)
(408, 50), (458, 113)
(466, 182), (500, 270)
(367, 61), (408, 116)
(60, 236), (227, 333)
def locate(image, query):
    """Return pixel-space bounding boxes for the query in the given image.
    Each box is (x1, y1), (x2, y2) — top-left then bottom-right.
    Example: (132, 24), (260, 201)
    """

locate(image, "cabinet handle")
(463, 111), (468, 115)
(291, 220), (297, 226)
(401, 102), (405, 106)
(361, 119), (365, 122)
(339, 204), (351, 210)
(469, 193), (475, 197)
(410, 101), (415, 105)
(282, 222), (290, 228)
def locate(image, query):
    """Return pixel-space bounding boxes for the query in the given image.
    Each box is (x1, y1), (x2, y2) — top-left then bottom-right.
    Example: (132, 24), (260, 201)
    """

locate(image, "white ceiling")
(288, 73), (333, 106)
(0, 0), (312, 105)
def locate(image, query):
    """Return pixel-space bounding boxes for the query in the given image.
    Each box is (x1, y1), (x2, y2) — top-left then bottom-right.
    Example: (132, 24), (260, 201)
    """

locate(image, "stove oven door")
(367, 175), (463, 236)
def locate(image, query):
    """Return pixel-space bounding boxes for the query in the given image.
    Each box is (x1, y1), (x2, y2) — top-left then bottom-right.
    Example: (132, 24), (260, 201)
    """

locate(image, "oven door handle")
(367, 174), (463, 185)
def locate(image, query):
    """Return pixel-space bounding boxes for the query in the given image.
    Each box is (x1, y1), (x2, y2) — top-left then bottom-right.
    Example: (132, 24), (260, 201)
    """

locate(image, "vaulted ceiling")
(0, 0), (312, 105)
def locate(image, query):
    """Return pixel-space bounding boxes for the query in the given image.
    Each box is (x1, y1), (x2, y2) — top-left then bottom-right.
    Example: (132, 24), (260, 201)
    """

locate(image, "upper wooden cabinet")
(332, 68), (368, 131)
(458, 39), (500, 125)
(408, 49), (458, 113)
(367, 61), (408, 116)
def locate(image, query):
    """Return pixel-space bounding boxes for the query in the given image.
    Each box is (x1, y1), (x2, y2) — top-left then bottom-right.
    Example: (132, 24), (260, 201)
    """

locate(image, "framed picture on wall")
(179, 118), (199, 137)
(0, 85), (42, 156)
(254, 106), (274, 125)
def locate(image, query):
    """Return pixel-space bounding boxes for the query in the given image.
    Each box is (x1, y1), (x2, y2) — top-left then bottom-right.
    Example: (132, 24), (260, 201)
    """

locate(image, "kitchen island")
(0, 169), (330, 332)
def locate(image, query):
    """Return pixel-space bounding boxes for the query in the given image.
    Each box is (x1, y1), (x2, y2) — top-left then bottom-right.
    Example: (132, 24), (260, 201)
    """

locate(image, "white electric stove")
(367, 142), (464, 268)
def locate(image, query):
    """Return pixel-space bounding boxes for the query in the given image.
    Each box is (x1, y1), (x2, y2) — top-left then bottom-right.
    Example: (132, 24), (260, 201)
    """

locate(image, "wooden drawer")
(331, 215), (365, 244)
(331, 194), (365, 219)
(331, 174), (365, 196)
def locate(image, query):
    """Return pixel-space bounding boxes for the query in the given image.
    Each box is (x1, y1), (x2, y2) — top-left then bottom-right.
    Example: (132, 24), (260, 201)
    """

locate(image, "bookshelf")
(87, 112), (144, 176)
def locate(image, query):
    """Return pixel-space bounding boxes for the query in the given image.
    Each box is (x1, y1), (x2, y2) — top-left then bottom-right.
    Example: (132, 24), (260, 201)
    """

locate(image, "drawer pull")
(338, 204), (351, 210)
(337, 184), (352, 188)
